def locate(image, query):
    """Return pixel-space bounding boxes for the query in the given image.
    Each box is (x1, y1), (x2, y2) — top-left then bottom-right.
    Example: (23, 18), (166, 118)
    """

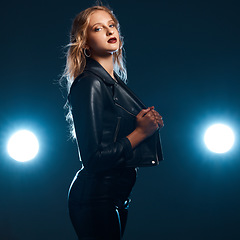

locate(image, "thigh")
(68, 201), (121, 240)
(117, 208), (128, 238)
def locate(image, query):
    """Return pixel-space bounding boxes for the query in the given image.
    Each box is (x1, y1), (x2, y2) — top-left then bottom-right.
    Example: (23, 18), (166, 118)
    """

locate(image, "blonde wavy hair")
(61, 4), (127, 139)
(61, 4), (127, 93)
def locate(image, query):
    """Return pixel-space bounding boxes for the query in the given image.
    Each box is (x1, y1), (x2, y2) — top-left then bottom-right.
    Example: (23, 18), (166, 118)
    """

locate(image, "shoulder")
(70, 71), (103, 96)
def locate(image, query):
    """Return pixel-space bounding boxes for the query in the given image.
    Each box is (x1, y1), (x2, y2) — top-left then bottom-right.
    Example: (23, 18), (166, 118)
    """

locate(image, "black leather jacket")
(68, 57), (163, 174)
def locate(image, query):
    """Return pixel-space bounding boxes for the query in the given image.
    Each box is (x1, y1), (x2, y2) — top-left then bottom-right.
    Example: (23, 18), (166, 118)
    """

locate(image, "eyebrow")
(91, 19), (115, 28)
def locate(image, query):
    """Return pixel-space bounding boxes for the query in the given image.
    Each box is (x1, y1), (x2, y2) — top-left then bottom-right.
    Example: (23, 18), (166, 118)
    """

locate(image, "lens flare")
(7, 130), (39, 162)
(204, 124), (235, 153)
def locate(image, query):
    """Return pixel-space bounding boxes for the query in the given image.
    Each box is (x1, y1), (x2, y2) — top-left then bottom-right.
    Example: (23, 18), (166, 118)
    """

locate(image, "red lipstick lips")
(108, 37), (117, 43)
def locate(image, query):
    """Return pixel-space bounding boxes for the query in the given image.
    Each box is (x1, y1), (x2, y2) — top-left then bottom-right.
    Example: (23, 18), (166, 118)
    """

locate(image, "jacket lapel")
(84, 58), (147, 116)
(84, 57), (116, 85)
(114, 73), (147, 109)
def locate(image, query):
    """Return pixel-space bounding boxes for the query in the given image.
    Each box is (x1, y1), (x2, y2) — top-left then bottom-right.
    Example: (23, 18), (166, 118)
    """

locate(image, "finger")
(156, 114), (163, 120)
(157, 116), (163, 121)
(156, 117), (163, 124)
(151, 110), (159, 118)
(158, 117), (163, 122)
(145, 110), (156, 118)
(152, 110), (162, 118)
(151, 110), (157, 117)
(153, 113), (163, 122)
(158, 120), (164, 128)
(138, 108), (151, 117)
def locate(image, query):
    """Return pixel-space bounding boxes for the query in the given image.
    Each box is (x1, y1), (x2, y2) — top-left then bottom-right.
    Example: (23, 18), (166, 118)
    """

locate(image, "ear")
(83, 44), (90, 49)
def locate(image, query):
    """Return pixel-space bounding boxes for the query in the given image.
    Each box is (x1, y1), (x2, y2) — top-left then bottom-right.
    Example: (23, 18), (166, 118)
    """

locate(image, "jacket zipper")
(114, 117), (121, 142)
(114, 102), (136, 117)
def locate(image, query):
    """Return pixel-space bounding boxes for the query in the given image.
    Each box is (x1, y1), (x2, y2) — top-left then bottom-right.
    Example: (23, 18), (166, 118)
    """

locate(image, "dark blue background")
(0, 0), (240, 239)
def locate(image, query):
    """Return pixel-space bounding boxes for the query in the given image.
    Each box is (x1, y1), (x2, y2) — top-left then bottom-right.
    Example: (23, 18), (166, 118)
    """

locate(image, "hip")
(68, 167), (137, 205)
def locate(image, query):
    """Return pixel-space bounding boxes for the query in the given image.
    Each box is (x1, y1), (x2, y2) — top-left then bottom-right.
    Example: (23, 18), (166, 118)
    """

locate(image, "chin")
(106, 48), (119, 54)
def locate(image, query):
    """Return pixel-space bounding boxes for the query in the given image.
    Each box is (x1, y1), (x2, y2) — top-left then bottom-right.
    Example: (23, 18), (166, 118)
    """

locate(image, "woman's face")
(86, 10), (120, 57)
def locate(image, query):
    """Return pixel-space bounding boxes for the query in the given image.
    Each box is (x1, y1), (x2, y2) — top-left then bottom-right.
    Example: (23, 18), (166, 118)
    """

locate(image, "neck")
(91, 54), (116, 80)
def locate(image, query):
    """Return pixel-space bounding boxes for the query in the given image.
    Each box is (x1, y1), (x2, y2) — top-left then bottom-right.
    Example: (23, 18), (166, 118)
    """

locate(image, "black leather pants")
(67, 168), (136, 240)
(68, 200), (129, 240)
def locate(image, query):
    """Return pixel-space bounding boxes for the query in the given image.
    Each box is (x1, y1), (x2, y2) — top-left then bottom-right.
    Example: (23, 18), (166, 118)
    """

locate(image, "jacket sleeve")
(69, 76), (133, 172)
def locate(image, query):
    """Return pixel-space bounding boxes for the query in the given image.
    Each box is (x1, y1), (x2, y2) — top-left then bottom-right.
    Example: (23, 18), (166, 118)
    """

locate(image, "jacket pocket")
(113, 117), (121, 142)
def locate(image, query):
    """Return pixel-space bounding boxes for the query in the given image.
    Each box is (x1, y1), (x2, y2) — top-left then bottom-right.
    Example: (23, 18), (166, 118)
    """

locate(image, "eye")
(94, 27), (102, 32)
(109, 24), (115, 28)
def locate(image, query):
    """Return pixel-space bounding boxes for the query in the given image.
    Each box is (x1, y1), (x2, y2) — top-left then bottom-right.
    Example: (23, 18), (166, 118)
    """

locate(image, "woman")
(62, 4), (164, 240)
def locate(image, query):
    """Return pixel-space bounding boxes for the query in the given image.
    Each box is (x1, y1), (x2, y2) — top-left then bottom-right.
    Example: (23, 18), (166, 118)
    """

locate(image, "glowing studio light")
(7, 130), (39, 162)
(204, 124), (235, 153)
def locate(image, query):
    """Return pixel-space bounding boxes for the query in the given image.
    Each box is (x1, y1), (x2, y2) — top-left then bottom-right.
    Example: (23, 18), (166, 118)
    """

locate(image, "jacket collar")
(83, 57), (147, 109)
(84, 57), (117, 85)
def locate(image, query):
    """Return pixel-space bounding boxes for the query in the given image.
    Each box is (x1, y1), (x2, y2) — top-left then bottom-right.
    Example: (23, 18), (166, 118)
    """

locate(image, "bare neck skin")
(91, 54), (116, 81)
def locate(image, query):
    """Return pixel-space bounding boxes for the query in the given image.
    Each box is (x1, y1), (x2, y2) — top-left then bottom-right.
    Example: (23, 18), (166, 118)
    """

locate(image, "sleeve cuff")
(117, 137), (133, 160)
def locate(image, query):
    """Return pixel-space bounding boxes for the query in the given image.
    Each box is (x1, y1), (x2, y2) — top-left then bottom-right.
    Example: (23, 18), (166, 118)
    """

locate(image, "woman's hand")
(126, 106), (164, 149)
(135, 106), (164, 138)
(150, 106), (164, 129)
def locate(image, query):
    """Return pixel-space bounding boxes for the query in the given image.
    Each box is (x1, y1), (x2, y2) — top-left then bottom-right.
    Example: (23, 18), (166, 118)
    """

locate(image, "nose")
(107, 27), (114, 35)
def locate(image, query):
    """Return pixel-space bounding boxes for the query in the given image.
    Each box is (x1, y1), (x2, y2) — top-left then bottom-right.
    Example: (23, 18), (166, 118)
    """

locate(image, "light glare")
(204, 124), (235, 153)
(7, 130), (39, 162)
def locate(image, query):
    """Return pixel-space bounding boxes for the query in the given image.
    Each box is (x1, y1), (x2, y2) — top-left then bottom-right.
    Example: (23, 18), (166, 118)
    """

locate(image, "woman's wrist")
(126, 128), (147, 149)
